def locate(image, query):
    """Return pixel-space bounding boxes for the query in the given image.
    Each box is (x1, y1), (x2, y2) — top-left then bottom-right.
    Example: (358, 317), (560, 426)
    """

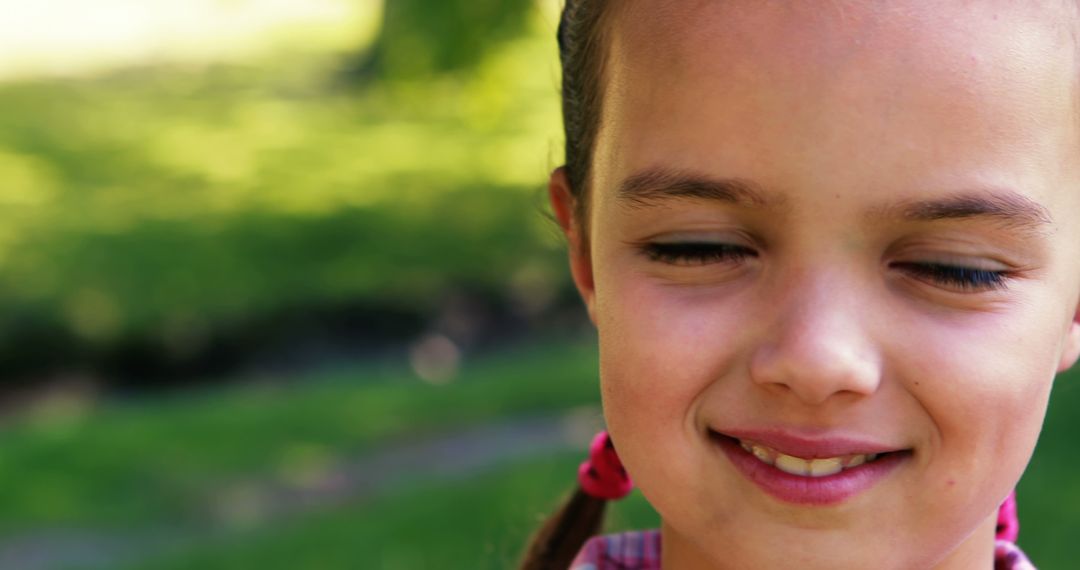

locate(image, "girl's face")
(552, 2), (1080, 569)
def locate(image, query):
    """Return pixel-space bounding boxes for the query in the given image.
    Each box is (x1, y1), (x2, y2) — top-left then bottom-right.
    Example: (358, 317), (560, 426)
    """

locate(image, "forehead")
(614, 1), (1079, 70)
(594, 1), (1080, 213)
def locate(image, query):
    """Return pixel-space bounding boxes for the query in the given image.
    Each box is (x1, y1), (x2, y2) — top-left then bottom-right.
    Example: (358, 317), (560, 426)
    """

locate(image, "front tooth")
(808, 457), (843, 477)
(740, 441), (753, 452)
(846, 454), (867, 468)
(774, 453), (810, 476)
(751, 445), (774, 465)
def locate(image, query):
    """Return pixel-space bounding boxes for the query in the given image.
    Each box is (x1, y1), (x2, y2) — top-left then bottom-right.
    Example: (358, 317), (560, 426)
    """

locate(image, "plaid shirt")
(569, 530), (1036, 569)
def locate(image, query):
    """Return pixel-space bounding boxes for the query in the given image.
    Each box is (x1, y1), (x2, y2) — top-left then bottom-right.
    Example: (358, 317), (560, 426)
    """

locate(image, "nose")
(749, 275), (882, 406)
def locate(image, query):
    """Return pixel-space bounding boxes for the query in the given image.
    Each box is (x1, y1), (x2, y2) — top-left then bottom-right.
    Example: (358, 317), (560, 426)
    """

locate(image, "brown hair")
(518, 2), (618, 568)
(555, 0), (616, 233)
(518, 487), (609, 569)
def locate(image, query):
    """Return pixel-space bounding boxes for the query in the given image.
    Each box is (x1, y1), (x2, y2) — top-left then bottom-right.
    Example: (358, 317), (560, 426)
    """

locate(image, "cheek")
(899, 307), (1057, 488)
(594, 267), (753, 477)
(596, 273), (744, 411)
(597, 281), (697, 428)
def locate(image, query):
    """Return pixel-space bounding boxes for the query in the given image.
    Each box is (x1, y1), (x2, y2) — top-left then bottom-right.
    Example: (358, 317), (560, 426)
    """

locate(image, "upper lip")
(712, 428), (904, 458)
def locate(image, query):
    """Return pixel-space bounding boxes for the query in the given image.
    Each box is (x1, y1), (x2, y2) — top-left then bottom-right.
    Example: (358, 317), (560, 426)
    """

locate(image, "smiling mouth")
(735, 439), (881, 477)
(707, 430), (911, 505)
(708, 430), (908, 478)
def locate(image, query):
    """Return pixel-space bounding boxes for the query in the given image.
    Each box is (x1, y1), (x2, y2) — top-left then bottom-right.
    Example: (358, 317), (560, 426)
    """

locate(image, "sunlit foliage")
(0, 10), (564, 362)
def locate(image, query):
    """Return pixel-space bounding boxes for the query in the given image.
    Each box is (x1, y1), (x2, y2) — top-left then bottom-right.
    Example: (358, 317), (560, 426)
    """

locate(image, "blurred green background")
(0, 1), (1075, 568)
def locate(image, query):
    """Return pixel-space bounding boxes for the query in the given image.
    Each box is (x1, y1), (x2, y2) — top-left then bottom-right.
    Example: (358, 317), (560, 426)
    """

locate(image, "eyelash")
(641, 242), (757, 265)
(641, 243), (1011, 291)
(888, 262), (1010, 291)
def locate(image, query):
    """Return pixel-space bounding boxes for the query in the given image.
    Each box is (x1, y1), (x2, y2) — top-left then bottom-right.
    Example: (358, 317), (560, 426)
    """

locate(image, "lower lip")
(710, 432), (908, 506)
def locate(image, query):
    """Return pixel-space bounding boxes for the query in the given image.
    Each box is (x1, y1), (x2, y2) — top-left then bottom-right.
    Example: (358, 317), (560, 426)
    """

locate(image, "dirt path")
(0, 407), (603, 570)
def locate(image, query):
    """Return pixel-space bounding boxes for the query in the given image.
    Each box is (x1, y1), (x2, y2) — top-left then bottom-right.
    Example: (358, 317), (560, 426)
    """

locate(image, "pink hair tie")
(996, 490), (1020, 543)
(578, 431), (633, 500)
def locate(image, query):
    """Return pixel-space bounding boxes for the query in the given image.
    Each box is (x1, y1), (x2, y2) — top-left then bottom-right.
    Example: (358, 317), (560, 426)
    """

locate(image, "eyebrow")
(617, 167), (1052, 232)
(879, 191), (1053, 232)
(617, 168), (773, 208)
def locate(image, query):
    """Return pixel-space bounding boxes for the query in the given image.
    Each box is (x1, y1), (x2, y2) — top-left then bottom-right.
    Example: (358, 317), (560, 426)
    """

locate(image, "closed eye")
(641, 242), (757, 266)
(890, 261), (1011, 292)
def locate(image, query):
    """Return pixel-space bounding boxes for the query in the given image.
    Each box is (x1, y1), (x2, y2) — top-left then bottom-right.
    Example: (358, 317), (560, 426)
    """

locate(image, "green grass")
(2, 347), (1080, 567)
(0, 339), (599, 533)
(118, 452), (659, 570)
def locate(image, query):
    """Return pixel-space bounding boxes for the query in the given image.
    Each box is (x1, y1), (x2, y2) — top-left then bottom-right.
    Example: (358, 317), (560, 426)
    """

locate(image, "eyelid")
(640, 228), (759, 245)
(883, 235), (1028, 270)
(891, 253), (1010, 271)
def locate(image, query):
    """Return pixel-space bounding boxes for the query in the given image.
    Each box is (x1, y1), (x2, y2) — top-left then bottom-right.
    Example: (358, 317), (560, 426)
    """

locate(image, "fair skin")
(551, 1), (1080, 569)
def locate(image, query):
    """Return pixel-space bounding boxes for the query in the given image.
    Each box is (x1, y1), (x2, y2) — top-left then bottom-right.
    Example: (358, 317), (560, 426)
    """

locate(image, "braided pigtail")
(518, 487), (609, 570)
(519, 432), (632, 570)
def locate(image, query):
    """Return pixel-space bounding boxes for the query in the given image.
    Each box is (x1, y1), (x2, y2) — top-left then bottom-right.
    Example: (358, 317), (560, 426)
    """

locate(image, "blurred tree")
(357, 0), (534, 79)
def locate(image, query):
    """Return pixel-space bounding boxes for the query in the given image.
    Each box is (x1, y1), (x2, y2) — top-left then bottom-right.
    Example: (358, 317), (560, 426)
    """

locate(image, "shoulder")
(569, 529), (662, 570)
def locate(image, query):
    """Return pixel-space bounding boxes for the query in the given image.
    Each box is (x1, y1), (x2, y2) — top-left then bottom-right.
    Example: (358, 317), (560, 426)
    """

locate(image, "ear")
(549, 167), (597, 324)
(1058, 302), (1080, 373)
